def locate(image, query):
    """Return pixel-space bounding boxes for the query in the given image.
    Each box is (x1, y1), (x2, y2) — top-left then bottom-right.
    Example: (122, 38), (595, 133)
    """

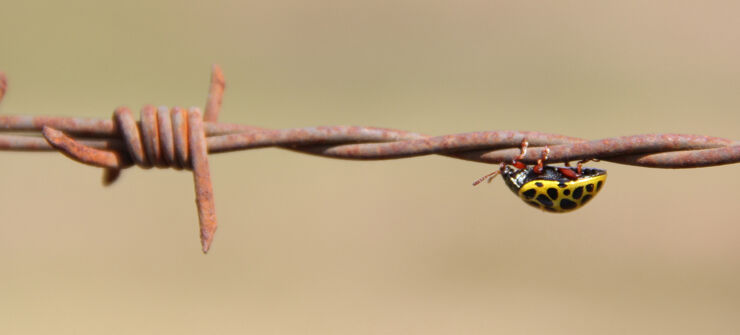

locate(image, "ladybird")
(473, 139), (606, 213)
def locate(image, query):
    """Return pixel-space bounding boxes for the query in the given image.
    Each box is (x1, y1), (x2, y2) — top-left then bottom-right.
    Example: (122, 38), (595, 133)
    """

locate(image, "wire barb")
(0, 72), (7, 105)
(0, 67), (738, 252)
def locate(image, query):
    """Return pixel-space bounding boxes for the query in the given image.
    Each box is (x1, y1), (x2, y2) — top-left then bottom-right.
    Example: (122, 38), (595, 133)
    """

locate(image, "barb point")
(0, 72), (7, 104)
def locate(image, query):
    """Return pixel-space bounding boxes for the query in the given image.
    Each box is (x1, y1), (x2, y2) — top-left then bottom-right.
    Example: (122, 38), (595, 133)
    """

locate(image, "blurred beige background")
(1, 1), (739, 334)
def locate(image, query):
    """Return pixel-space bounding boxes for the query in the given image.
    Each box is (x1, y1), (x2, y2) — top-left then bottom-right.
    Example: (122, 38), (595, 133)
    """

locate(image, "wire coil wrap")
(26, 68), (223, 253)
(39, 106), (217, 253)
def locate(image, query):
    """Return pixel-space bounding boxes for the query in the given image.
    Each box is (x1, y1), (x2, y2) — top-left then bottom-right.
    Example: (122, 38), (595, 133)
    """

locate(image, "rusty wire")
(0, 67), (738, 253)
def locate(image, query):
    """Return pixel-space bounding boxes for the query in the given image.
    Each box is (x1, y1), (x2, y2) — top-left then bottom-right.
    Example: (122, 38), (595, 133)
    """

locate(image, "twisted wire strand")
(0, 66), (738, 252)
(3, 117), (738, 167)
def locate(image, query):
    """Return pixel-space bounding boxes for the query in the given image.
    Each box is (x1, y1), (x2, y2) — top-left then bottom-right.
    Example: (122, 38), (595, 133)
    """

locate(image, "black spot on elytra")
(572, 186), (584, 199)
(536, 194), (553, 207)
(581, 194), (592, 204)
(527, 201), (541, 208)
(543, 206), (558, 212)
(522, 189), (537, 199)
(558, 182), (567, 188)
(560, 199), (577, 210)
(586, 184), (594, 192)
(547, 188), (559, 200)
(535, 182), (544, 187)
(563, 189), (571, 196)
(596, 181), (603, 191)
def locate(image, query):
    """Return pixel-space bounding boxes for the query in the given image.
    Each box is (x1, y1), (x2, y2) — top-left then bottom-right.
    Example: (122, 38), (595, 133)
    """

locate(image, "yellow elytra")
(501, 165), (606, 212)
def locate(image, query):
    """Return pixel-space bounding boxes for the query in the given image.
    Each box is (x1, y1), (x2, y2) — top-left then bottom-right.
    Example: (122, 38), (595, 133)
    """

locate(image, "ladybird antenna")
(472, 170), (500, 186)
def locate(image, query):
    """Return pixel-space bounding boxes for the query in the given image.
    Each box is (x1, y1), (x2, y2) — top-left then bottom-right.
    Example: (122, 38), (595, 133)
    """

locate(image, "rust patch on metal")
(42, 126), (130, 169)
(0, 72), (7, 104)
(204, 64), (225, 122)
(188, 108), (217, 253)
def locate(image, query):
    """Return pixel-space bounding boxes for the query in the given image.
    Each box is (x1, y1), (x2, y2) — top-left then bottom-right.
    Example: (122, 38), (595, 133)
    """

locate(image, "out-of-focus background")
(1, 1), (739, 334)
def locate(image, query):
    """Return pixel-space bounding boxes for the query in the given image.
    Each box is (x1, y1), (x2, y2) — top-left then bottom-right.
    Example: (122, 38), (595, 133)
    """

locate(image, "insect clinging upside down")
(473, 139), (606, 213)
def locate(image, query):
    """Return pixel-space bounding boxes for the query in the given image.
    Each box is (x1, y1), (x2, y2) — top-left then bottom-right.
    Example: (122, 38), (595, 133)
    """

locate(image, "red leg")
(511, 138), (528, 169)
(532, 146), (550, 174)
(560, 158), (597, 180)
(514, 138), (528, 161)
(558, 167), (579, 180)
(575, 158), (598, 174)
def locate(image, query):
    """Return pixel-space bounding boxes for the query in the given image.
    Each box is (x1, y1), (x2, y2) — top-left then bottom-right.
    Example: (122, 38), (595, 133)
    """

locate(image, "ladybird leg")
(558, 167), (579, 180)
(508, 138), (529, 169)
(576, 158), (597, 174)
(532, 146), (550, 174)
(515, 138), (528, 161)
(472, 163), (505, 186)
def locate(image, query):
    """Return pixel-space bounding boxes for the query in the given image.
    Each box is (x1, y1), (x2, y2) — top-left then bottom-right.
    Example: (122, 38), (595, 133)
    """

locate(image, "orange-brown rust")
(171, 107), (190, 168)
(204, 64), (225, 122)
(42, 126), (130, 169)
(140, 105), (164, 167)
(188, 108), (217, 253)
(114, 106), (150, 168)
(0, 72), (7, 104)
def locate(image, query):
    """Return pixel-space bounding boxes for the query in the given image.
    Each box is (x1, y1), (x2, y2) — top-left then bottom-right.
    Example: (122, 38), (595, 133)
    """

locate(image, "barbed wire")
(1, 67), (738, 253)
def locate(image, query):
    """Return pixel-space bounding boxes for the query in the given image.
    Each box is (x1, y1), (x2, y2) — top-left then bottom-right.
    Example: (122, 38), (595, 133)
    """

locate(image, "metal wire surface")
(1, 67), (738, 252)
